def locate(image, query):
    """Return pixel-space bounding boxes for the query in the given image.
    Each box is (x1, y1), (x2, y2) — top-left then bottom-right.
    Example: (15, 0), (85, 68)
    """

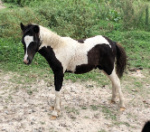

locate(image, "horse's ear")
(33, 25), (39, 33)
(20, 22), (25, 31)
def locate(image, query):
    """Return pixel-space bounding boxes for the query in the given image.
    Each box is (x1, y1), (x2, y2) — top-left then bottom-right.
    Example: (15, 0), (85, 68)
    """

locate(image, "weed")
(27, 90), (33, 95)
(40, 121), (45, 125)
(65, 106), (80, 115)
(114, 121), (130, 127)
(5, 94), (13, 103)
(90, 105), (99, 111)
(98, 129), (106, 132)
(102, 106), (117, 120)
(134, 81), (142, 88)
(81, 106), (87, 110)
(84, 116), (89, 119)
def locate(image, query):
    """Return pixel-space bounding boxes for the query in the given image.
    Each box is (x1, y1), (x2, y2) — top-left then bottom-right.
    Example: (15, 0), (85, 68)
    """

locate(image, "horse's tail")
(115, 43), (127, 78)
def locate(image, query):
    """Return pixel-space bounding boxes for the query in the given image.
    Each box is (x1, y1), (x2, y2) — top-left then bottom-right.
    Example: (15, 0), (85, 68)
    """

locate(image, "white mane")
(39, 25), (66, 49)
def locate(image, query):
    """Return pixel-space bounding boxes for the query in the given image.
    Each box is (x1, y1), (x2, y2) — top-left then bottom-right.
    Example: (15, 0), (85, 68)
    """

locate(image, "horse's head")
(20, 23), (41, 65)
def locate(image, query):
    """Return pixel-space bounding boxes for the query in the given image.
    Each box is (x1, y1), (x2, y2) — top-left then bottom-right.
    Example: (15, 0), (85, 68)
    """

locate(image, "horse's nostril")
(23, 57), (30, 64)
(23, 59), (29, 64)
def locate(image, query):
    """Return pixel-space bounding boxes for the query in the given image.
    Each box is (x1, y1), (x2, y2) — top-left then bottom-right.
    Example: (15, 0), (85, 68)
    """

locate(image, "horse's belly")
(74, 64), (95, 74)
(66, 63), (95, 74)
(66, 51), (88, 73)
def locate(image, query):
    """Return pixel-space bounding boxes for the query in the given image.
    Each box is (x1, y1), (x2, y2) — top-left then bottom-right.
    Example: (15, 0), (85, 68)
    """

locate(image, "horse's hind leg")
(111, 83), (117, 104)
(101, 65), (125, 110)
(107, 68), (125, 110)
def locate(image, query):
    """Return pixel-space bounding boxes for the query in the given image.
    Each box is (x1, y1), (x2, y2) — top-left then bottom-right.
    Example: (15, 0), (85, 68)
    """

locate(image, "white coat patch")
(49, 35), (111, 73)
(84, 35), (111, 48)
(24, 35), (34, 60)
(65, 36), (111, 72)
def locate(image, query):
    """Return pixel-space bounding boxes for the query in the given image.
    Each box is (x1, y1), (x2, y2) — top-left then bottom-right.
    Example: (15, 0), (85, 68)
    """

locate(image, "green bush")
(120, 0), (148, 30)
(36, 0), (100, 38)
(2, 0), (43, 6)
(0, 7), (43, 39)
(0, 0), (102, 39)
(1, 0), (150, 40)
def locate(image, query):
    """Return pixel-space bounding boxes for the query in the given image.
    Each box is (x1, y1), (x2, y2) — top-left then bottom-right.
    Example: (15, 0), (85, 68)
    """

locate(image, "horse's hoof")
(50, 115), (57, 120)
(110, 100), (116, 104)
(120, 107), (125, 111)
(50, 106), (54, 110)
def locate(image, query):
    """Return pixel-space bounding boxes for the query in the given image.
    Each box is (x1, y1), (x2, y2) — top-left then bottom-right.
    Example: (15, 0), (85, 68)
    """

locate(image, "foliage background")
(0, 0), (150, 78)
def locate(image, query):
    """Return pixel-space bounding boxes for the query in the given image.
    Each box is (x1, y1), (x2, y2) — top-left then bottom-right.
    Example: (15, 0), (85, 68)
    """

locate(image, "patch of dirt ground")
(0, 0), (6, 10)
(0, 70), (150, 132)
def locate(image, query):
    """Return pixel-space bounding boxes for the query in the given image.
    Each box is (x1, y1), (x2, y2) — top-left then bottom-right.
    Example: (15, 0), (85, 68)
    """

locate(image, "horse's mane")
(39, 25), (65, 49)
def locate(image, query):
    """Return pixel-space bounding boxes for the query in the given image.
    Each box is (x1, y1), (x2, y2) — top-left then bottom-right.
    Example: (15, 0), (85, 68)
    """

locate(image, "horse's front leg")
(51, 71), (64, 119)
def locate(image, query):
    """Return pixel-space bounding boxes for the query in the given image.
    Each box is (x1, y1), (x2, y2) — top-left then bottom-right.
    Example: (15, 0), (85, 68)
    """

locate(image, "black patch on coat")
(77, 36), (96, 44)
(38, 46), (64, 91)
(75, 44), (115, 75)
(103, 36), (117, 53)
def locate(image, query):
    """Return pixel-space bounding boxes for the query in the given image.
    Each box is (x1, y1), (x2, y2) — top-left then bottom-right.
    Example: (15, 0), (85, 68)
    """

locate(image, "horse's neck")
(39, 26), (65, 49)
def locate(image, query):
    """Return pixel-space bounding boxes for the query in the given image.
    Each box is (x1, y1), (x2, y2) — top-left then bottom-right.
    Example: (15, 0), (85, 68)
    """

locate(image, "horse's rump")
(116, 43), (127, 78)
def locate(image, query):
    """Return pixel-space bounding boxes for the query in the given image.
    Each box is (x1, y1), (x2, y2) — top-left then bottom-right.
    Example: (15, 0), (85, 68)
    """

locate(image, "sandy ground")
(0, 69), (150, 132)
(0, 0), (5, 10)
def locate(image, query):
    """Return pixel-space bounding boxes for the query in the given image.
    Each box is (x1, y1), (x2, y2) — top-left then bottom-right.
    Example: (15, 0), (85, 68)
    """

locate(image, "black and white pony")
(20, 23), (127, 118)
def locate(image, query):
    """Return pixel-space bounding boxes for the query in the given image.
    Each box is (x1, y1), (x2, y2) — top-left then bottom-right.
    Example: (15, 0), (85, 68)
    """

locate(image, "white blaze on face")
(24, 35), (34, 60)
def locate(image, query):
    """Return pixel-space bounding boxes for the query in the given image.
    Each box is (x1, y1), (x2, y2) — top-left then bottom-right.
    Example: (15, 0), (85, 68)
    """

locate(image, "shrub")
(0, 0), (150, 40)
(0, 7), (43, 39)
(97, 0), (149, 30)
(121, 0), (148, 30)
(0, 0), (102, 39)
(33, 0), (101, 39)
(2, 0), (43, 6)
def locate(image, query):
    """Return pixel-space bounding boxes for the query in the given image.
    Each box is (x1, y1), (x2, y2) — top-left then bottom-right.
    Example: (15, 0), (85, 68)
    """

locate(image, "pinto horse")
(20, 23), (127, 118)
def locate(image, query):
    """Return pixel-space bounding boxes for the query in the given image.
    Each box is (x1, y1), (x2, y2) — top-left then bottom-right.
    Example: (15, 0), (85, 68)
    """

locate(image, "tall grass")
(121, 0), (148, 29)
(1, 0), (150, 40)
(1, 0), (101, 39)
(0, 7), (41, 39)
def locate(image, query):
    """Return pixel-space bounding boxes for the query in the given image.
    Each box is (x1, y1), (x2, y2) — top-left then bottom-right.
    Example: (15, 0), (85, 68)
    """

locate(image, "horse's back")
(65, 35), (116, 74)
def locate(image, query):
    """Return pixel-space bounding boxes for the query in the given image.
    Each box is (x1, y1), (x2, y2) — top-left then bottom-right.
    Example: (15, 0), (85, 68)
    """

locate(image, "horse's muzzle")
(23, 57), (31, 65)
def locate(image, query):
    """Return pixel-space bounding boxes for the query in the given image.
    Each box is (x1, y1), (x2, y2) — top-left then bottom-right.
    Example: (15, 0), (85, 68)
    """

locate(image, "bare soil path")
(0, 69), (150, 132)
(0, 0), (6, 10)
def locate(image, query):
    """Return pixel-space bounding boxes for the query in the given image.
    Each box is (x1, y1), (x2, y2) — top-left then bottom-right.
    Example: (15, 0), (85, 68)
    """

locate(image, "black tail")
(116, 43), (127, 78)
(142, 121), (150, 132)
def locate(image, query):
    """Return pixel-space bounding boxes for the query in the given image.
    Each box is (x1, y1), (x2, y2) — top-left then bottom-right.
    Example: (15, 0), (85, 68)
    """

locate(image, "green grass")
(102, 106), (117, 120)
(0, 0), (150, 83)
(90, 105), (99, 111)
(98, 130), (106, 132)
(65, 106), (80, 115)
(113, 121), (130, 127)
(0, 29), (150, 83)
